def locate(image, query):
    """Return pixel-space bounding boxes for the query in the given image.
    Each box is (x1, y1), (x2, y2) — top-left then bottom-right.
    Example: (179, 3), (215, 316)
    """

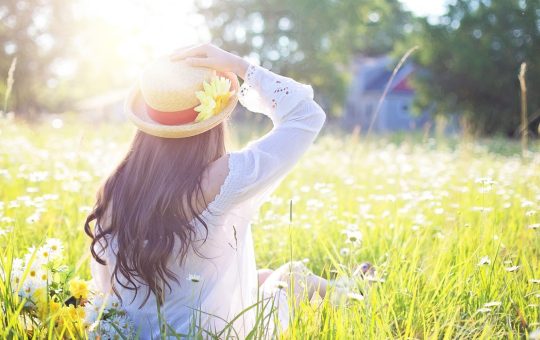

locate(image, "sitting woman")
(84, 44), (362, 339)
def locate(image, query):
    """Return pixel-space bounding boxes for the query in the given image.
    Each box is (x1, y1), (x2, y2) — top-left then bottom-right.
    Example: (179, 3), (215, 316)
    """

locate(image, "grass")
(0, 115), (539, 338)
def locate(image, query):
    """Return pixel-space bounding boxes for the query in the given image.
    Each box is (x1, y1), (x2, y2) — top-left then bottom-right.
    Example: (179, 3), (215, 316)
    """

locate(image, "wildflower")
(105, 293), (121, 309)
(343, 229), (362, 246)
(340, 248), (350, 256)
(475, 177), (496, 186)
(484, 301), (502, 308)
(476, 307), (492, 313)
(20, 279), (37, 298)
(90, 314), (136, 339)
(0, 227), (12, 236)
(59, 304), (86, 322)
(49, 299), (61, 314)
(51, 118), (63, 129)
(187, 274), (201, 283)
(26, 262), (46, 284)
(83, 303), (100, 326)
(530, 279), (540, 284)
(36, 294), (61, 319)
(44, 238), (63, 260)
(275, 281), (288, 290)
(25, 213), (41, 224)
(194, 76), (233, 122)
(530, 328), (540, 340)
(528, 224), (540, 230)
(471, 206), (493, 213)
(346, 292), (364, 302)
(366, 276), (386, 283)
(478, 256), (491, 266)
(505, 266), (520, 272)
(33, 286), (47, 302)
(69, 277), (90, 300)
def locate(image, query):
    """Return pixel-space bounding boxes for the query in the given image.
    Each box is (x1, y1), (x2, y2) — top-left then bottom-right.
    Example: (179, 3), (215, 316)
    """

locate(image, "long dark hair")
(84, 122), (227, 307)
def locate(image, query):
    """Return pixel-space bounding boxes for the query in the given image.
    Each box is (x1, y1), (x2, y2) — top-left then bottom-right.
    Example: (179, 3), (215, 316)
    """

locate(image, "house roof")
(364, 66), (415, 94)
(76, 89), (128, 111)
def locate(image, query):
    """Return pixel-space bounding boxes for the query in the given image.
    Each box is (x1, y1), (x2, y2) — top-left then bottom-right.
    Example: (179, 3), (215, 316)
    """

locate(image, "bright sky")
(71, 0), (449, 79)
(79, 0), (204, 55)
(79, 0), (450, 58)
(399, 0), (449, 18)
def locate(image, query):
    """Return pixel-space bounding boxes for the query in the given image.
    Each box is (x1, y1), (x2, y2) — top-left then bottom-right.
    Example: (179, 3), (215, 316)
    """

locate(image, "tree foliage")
(0, 0), (79, 114)
(0, 0), (139, 115)
(410, 0), (540, 136)
(195, 0), (412, 116)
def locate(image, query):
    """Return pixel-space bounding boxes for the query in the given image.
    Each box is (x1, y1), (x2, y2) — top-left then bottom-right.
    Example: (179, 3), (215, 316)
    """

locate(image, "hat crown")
(140, 57), (216, 112)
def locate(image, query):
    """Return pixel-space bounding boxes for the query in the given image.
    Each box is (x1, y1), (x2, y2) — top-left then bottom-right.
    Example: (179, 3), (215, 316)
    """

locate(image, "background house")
(341, 55), (431, 133)
(75, 89), (128, 123)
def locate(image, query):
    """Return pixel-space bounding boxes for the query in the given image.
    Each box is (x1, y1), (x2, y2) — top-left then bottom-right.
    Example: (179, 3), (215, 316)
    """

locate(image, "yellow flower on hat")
(194, 76), (233, 123)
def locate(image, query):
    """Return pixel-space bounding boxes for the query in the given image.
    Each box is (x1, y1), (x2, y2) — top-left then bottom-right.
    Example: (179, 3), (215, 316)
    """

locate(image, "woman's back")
(95, 199), (258, 338)
(89, 49), (326, 338)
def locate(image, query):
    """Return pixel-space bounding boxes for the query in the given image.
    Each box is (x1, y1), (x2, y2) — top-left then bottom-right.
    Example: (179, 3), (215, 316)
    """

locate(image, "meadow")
(0, 115), (539, 339)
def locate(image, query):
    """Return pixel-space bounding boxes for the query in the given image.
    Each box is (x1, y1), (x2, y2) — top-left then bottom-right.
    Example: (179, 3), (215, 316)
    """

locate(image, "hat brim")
(124, 71), (239, 138)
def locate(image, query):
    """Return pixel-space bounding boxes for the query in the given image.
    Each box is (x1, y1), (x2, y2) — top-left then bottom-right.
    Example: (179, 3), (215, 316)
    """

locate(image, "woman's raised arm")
(171, 44), (326, 214)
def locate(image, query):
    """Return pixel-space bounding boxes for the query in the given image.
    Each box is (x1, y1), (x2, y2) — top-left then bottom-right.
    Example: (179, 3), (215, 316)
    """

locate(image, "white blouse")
(90, 63), (326, 339)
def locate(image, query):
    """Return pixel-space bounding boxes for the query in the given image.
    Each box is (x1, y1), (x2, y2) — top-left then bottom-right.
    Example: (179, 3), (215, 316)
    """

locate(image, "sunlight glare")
(78, 0), (209, 57)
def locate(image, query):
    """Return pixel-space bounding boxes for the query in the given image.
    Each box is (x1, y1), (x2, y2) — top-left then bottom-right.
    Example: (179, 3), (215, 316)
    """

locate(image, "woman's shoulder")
(185, 153), (228, 216)
(200, 153), (230, 206)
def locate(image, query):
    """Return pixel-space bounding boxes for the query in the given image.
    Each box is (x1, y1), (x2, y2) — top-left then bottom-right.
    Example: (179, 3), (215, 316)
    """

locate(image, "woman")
(85, 44), (353, 339)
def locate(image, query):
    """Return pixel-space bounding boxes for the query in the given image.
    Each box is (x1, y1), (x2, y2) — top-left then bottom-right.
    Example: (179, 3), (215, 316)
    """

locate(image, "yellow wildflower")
(36, 296), (61, 320)
(194, 76), (233, 122)
(33, 287), (47, 304)
(61, 305), (85, 320)
(68, 277), (89, 300)
(56, 305), (85, 332)
(49, 299), (61, 315)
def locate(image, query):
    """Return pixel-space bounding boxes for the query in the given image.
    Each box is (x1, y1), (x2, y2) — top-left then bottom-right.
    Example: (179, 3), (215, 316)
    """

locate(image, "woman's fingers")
(185, 57), (218, 68)
(170, 44), (210, 61)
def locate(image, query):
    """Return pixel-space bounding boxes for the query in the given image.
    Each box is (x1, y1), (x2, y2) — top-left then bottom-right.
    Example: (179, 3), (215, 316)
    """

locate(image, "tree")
(195, 0), (413, 116)
(0, 0), (139, 115)
(409, 0), (540, 136)
(0, 0), (79, 114)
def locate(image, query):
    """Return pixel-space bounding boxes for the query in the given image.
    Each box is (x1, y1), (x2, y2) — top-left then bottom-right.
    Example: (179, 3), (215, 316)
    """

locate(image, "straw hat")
(124, 57), (239, 138)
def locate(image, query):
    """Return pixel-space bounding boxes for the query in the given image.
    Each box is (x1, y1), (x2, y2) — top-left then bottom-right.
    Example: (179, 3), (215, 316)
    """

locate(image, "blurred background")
(0, 0), (539, 138)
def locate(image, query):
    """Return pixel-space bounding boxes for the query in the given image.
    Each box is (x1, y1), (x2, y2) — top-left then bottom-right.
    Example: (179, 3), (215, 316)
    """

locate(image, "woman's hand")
(169, 43), (250, 79)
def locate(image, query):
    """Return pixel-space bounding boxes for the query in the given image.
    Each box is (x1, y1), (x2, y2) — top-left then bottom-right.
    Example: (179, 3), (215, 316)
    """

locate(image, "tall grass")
(2, 57), (17, 114)
(0, 118), (539, 338)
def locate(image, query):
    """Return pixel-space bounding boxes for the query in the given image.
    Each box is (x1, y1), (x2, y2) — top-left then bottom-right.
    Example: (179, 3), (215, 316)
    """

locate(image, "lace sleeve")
(237, 64), (315, 124)
(207, 64), (326, 216)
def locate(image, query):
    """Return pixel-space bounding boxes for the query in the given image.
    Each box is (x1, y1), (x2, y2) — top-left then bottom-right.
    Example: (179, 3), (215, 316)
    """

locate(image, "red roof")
(392, 75), (414, 93)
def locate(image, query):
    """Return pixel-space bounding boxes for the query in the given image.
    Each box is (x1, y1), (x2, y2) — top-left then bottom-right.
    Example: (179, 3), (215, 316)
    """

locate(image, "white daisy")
(44, 238), (64, 260)
(478, 256), (491, 266)
(347, 292), (364, 302)
(505, 266), (520, 272)
(274, 281), (288, 290)
(106, 294), (121, 310)
(83, 303), (101, 326)
(19, 279), (38, 299)
(476, 307), (492, 313)
(187, 274), (201, 283)
(484, 301), (502, 308)
(343, 229), (362, 246)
